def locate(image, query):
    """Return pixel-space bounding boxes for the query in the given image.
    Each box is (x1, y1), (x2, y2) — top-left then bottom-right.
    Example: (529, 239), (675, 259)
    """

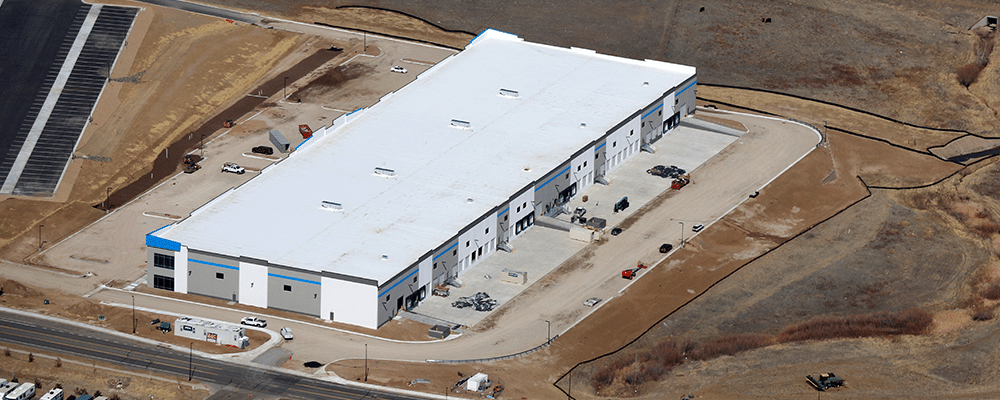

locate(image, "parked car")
(692, 224), (704, 232)
(222, 162), (245, 174)
(659, 243), (673, 253)
(583, 297), (602, 307)
(241, 316), (267, 327)
(280, 327), (293, 340)
(647, 165), (669, 177)
(252, 145), (273, 155)
(390, 65), (408, 74)
(610, 227), (623, 236)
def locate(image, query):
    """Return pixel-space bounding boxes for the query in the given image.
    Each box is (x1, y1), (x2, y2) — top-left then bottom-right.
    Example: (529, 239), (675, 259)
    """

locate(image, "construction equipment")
(570, 206), (587, 223)
(621, 261), (648, 280)
(223, 119), (235, 128)
(432, 284), (450, 297)
(299, 124), (313, 139)
(671, 175), (690, 190)
(806, 373), (844, 391)
(183, 154), (201, 173)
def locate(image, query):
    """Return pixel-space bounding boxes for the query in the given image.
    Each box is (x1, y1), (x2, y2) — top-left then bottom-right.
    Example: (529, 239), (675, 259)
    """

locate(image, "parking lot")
(412, 121), (741, 329)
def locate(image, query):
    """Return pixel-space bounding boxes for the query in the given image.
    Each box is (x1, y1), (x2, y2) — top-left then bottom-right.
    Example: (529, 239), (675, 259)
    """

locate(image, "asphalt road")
(131, 0), (259, 23)
(0, 310), (425, 400)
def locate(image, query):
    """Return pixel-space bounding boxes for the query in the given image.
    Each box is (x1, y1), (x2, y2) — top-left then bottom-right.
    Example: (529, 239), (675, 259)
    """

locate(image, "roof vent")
(580, 122), (587, 128)
(373, 167), (396, 178)
(467, 198), (475, 203)
(499, 88), (520, 98)
(450, 119), (472, 130)
(320, 201), (343, 212)
(643, 81), (649, 86)
(381, 254), (389, 260)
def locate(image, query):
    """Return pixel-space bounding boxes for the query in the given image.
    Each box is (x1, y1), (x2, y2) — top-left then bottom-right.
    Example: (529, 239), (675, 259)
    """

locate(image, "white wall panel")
(457, 212), (498, 274)
(238, 261), (268, 308)
(321, 277), (377, 329)
(175, 246), (189, 294)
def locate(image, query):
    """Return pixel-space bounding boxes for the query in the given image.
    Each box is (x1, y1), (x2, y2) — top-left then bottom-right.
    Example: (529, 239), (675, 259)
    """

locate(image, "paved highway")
(0, 310), (424, 399)
(130, 0), (260, 24)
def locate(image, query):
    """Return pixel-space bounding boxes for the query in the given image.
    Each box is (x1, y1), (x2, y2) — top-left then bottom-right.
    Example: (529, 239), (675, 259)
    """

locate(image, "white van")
(4, 382), (35, 400)
(39, 388), (62, 400)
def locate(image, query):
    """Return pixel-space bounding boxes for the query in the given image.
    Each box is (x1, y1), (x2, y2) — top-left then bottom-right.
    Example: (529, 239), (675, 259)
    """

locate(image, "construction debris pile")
(451, 292), (498, 311)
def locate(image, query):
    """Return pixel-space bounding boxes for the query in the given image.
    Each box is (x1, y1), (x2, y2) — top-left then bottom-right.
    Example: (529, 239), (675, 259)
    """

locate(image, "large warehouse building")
(145, 29), (697, 329)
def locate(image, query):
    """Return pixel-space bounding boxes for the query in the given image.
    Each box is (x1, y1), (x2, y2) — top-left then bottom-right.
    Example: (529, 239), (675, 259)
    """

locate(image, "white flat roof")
(158, 29), (696, 284)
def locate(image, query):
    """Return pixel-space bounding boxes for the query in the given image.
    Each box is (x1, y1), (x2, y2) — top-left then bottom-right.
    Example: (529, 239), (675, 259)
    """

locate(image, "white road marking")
(1, 5), (103, 194)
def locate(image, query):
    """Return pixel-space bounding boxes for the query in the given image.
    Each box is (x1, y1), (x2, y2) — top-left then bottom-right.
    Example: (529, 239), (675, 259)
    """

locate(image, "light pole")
(363, 32), (367, 54)
(188, 342), (193, 381)
(545, 320), (551, 343)
(37, 225), (43, 251)
(132, 295), (136, 334)
(364, 343), (368, 382)
(106, 187), (112, 213)
(679, 222), (684, 248)
(200, 134), (205, 158)
(283, 76), (288, 100)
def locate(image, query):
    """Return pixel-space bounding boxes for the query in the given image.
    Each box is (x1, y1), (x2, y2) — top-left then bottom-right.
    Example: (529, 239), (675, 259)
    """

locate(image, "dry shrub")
(958, 63), (984, 87)
(591, 357), (630, 390)
(777, 308), (933, 343)
(33, 379), (40, 389)
(972, 306), (995, 321)
(982, 283), (1000, 300)
(688, 334), (775, 361)
(973, 223), (999, 238)
(977, 211), (991, 219)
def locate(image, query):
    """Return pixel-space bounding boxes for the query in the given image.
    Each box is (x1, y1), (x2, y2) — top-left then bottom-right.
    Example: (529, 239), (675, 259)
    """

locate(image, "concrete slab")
(412, 125), (739, 327)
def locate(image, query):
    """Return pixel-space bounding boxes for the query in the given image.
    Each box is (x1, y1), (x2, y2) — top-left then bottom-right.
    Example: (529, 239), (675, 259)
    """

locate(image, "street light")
(106, 187), (112, 213)
(364, 343), (368, 382)
(132, 295), (136, 334)
(283, 76), (288, 100)
(37, 225), (43, 251)
(545, 320), (551, 343)
(679, 222), (685, 247)
(188, 342), (193, 381)
(200, 134), (205, 158)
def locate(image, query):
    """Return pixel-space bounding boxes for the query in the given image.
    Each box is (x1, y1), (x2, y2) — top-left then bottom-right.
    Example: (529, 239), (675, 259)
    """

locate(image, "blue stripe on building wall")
(189, 258), (239, 270)
(432, 242), (458, 261)
(642, 102), (664, 119)
(268, 273), (321, 285)
(678, 80), (697, 95)
(535, 166), (572, 192)
(596, 142), (606, 151)
(498, 207), (510, 217)
(378, 269), (418, 298)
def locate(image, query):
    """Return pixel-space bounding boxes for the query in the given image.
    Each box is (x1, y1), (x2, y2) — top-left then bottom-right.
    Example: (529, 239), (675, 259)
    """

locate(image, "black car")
(252, 146), (274, 155)
(647, 165), (669, 177)
(659, 243), (673, 253)
(610, 227), (623, 236)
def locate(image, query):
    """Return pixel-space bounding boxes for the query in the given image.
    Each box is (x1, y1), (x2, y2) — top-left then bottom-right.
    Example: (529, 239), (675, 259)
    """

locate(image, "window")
(630, 129), (633, 134)
(613, 141), (617, 147)
(584, 161), (588, 167)
(658, 110), (662, 116)
(641, 121), (645, 127)
(485, 227), (489, 234)
(386, 295), (390, 302)
(478, 247), (483, 257)
(675, 98), (679, 105)
(153, 253), (175, 270)
(577, 165), (581, 171)
(452, 250), (457, 256)
(433, 262), (437, 269)
(284, 285), (292, 292)
(504, 215), (508, 221)
(153, 275), (174, 291)
(216, 272), (224, 279)
(413, 276), (418, 283)
(182, 325), (194, 332)
(523, 202), (527, 208)
(466, 240), (470, 247)
(516, 205), (521, 212)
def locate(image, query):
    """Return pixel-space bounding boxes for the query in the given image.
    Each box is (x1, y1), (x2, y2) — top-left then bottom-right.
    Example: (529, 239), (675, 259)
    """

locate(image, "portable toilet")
(269, 130), (290, 153)
(40, 388), (64, 400)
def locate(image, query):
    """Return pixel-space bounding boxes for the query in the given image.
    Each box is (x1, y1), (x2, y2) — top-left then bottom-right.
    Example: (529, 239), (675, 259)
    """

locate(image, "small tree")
(27, 353), (33, 363)
(3, 348), (9, 357)
(34, 379), (40, 389)
(55, 358), (61, 368)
